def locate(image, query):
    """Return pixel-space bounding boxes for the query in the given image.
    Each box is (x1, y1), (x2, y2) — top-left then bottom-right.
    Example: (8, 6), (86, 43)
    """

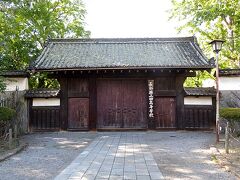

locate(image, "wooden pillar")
(175, 76), (186, 129)
(89, 78), (97, 130)
(212, 96), (217, 129)
(59, 78), (68, 130)
(28, 98), (33, 132)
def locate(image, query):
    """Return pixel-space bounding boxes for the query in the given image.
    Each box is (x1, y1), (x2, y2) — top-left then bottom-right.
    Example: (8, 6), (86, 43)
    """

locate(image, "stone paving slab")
(55, 133), (164, 180)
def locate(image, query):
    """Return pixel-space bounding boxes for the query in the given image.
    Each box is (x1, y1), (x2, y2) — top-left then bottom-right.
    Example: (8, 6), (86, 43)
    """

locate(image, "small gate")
(27, 89), (61, 131)
(154, 97), (176, 129)
(68, 98), (89, 130)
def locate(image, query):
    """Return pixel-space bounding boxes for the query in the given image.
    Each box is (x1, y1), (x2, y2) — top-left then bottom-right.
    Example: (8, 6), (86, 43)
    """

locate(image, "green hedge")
(0, 107), (16, 123)
(220, 108), (240, 121)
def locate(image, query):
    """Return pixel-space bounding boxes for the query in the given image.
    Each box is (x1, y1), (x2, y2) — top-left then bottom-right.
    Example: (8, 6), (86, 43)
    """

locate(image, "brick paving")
(54, 132), (164, 180)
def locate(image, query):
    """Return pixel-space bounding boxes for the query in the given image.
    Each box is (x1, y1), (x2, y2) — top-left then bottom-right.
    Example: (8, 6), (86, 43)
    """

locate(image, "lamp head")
(209, 39), (225, 53)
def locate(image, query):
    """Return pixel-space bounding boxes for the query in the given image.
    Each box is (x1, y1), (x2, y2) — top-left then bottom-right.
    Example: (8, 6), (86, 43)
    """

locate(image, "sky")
(83, 0), (190, 38)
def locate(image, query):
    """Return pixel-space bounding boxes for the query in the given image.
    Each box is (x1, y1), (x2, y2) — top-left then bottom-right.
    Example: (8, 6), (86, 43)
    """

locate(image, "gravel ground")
(147, 131), (237, 180)
(0, 131), (98, 180)
(0, 131), (237, 180)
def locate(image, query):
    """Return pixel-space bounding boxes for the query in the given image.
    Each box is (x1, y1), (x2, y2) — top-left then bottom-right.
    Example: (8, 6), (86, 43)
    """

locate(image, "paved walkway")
(55, 133), (164, 180)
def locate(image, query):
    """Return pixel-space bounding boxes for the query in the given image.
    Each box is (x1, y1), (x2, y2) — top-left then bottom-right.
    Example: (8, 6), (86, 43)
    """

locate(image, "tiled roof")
(184, 87), (216, 96)
(25, 89), (60, 98)
(0, 70), (29, 77)
(219, 69), (240, 76)
(30, 37), (213, 71)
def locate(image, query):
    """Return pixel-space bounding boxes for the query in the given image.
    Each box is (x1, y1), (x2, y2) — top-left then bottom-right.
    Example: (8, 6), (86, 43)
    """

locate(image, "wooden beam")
(175, 76), (186, 129)
(59, 78), (68, 130)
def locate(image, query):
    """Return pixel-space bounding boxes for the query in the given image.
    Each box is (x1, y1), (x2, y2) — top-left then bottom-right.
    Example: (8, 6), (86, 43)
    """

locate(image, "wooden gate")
(97, 79), (147, 129)
(155, 97), (176, 129)
(68, 98), (89, 130)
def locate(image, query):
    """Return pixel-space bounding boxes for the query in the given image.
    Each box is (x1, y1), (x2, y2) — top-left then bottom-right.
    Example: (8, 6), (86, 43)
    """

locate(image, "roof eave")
(30, 66), (213, 72)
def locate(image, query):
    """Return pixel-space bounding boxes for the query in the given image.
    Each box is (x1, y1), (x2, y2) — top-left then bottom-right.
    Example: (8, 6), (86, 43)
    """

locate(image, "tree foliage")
(184, 70), (214, 87)
(171, 0), (240, 87)
(171, 0), (240, 68)
(0, 0), (90, 88)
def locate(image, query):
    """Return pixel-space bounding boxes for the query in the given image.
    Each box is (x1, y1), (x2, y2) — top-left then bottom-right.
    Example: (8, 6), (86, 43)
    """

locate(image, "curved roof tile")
(30, 37), (213, 71)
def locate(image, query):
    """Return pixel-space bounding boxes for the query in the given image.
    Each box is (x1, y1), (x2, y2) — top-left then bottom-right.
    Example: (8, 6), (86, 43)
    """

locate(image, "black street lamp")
(209, 39), (224, 142)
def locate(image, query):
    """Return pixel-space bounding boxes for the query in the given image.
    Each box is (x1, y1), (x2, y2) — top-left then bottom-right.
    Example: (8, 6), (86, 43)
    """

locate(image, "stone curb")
(211, 145), (240, 178)
(0, 143), (28, 162)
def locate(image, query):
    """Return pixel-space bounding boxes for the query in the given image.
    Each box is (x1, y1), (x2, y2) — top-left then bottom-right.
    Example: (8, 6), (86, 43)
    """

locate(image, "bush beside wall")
(0, 107), (16, 123)
(220, 108), (240, 121)
(220, 108), (240, 136)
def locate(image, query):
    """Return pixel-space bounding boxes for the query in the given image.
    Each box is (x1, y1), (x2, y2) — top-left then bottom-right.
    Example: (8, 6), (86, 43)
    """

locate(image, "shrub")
(0, 107), (16, 123)
(220, 108), (240, 121)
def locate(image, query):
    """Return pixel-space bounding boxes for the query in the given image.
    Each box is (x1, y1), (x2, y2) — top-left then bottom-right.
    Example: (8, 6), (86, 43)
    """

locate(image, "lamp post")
(209, 39), (224, 142)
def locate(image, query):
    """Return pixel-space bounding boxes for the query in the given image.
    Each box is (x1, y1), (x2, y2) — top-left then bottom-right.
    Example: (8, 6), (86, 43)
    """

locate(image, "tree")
(184, 70), (214, 87)
(170, 0), (240, 87)
(0, 0), (90, 88)
(171, 0), (240, 68)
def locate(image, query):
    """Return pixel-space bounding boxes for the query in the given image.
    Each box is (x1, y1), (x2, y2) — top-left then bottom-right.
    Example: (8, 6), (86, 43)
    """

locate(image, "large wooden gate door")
(155, 97), (176, 128)
(97, 80), (122, 128)
(97, 79), (147, 129)
(68, 98), (89, 129)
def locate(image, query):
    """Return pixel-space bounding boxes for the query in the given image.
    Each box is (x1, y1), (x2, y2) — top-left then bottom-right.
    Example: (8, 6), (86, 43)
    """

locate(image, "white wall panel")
(5, 78), (28, 91)
(184, 96), (212, 105)
(219, 77), (240, 90)
(32, 98), (60, 106)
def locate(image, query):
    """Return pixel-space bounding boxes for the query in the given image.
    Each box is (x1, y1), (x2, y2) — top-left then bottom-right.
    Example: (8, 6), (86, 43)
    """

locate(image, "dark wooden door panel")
(122, 80), (147, 128)
(68, 98), (89, 129)
(30, 107), (60, 131)
(97, 79), (147, 129)
(155, 97), (176, 128)
(97, 80), (122, 128)
(184, 105), (215, 129)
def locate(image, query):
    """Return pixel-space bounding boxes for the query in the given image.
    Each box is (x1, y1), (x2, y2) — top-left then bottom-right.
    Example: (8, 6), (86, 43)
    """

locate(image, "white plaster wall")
(184, 96), (212, 105)
(5, 77), (29, 91)
(219, 77), (240, 90)
(32, 98), (60, 106)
